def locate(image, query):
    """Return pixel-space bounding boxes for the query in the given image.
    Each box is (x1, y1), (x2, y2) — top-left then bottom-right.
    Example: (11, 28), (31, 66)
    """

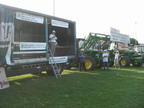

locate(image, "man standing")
(102, 50), (109, 70)
(78, 49), (87, 71)
(114, 50), (120, 68)
(49, 30), (57, 55)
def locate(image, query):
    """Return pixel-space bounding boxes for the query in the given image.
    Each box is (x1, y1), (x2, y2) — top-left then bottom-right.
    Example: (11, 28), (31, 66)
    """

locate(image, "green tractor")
(79, 33), (143, 69)
(67, 33), (114, 70)
(77, 33), (114, 70)
(66, 33), (143, 70)
(83, 49), (114, 69)
(133, 45), (144, 63)
(118, 50), (143, 67)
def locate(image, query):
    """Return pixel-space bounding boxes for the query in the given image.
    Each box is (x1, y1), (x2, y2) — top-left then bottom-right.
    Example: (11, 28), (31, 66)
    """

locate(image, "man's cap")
(52, 30), (56, 33)
(104, 49), (107, 51)
(80, 49), (84, 51)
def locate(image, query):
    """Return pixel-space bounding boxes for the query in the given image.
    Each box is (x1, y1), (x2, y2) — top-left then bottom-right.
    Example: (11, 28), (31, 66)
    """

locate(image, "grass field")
(0, 67), (144, 108)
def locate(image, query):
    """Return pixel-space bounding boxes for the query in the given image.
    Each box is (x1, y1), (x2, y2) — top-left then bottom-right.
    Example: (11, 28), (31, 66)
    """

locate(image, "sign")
(117, 43), (129, 50)
(20, 42), (46, 50)
(49, 56), (68, 64)
(51, 19), (69, 28)
(110, 28), (130, 43)
(0, 67), (10, 90)
(16, 12), (44, 24)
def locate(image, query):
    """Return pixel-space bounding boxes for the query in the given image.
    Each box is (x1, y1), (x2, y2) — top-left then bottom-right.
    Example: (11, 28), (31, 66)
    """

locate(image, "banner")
(20, 42), (46, 50)
(51, 19), (69, 28)
(0, 67), (10, 90)
(49, 56), (68, 64)
(110, 28), (130, 43)
(16, 12), (44, 24)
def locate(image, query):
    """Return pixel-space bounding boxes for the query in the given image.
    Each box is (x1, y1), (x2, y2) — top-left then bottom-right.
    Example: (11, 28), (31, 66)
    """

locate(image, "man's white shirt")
(102, 53), (109, 62)
(114, 53), (119, 59)
(49, 34), (57, 43)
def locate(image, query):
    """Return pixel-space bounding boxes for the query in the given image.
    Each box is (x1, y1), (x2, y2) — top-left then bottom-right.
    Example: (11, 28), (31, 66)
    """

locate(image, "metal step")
(48, 48), (61, 78)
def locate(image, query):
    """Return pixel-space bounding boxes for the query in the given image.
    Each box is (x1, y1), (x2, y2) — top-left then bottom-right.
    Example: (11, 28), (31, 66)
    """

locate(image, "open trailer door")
(47, 19), (76, 57)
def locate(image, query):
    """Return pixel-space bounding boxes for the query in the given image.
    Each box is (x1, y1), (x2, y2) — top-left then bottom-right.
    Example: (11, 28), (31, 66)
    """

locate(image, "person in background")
(102, 49), (109, 70)
(49, 30), (57, 55)
(78, 49), (87, 71)
(114, 50), (120, 68)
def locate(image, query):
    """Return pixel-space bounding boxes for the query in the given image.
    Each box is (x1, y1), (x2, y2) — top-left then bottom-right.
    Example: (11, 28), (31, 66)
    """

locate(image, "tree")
(130, 38), (139, 45)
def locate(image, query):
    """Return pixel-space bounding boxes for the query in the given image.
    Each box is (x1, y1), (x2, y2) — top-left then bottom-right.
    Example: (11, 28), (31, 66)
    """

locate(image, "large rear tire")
(132, 62), (142, 67)
(109, 58), (114, 67)
(85, 56), (96, 70)
(119, 56), (130, 67)
(96, 61), (102, 68)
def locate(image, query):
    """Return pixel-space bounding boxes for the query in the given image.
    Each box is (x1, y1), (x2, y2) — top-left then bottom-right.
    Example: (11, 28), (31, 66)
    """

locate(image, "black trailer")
(0, 4), (76, 77)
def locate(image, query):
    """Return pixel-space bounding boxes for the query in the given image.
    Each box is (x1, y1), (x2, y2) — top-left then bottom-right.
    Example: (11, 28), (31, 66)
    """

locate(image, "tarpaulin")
(0, 7), (14, 65)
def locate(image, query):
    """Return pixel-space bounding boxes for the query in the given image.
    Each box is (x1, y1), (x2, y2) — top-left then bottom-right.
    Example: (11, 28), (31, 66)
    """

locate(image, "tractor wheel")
(119, 56), (130, 67)
(96, 61), (102, 68)
(109, 58), (114, 67)
(85, 56), (96, 70)
(46, 64), (64, 75)
(132, 62), (143, 67)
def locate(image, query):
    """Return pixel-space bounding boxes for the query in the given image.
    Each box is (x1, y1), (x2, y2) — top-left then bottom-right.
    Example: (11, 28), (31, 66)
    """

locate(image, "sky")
(0, 0), (144, 43)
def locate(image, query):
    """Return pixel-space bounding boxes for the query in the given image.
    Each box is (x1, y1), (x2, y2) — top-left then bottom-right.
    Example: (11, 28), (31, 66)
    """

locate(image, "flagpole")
(135, 21), (137, 44)
(53, 0), (55, 16)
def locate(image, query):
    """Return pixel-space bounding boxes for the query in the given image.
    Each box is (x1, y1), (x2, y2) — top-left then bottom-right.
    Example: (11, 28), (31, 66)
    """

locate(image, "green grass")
(0, 67), (144, 108)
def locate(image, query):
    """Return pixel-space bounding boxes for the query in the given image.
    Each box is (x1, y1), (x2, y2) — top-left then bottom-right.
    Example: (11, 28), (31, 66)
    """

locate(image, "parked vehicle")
(133, 45), (144, 63)
(66, 33), (143, 70)
(0, 4), (76, 77)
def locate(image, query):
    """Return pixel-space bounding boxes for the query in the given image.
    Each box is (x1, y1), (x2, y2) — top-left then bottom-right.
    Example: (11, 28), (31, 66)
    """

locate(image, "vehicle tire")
(85, 56), (96, 70)
(95, 57), (102, 68)
(109, 58), (114, 67)
(132, 62), (143, 67)
(96, 61), (102, 68)
(119, 56), (130, 67)
(46, 64), (64, 75)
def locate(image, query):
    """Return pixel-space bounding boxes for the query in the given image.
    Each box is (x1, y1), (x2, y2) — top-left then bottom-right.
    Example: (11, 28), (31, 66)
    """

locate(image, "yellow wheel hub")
(121, 59), (126, 66)
(85, 59), (92, 69)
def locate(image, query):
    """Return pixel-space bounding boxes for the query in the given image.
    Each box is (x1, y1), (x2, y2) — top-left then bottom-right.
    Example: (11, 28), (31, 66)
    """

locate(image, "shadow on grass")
(1, 66), (144, 108)
(64, 67), (144, 80)
(8, 66), (144, 85)
(7, 72), (52, 86)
